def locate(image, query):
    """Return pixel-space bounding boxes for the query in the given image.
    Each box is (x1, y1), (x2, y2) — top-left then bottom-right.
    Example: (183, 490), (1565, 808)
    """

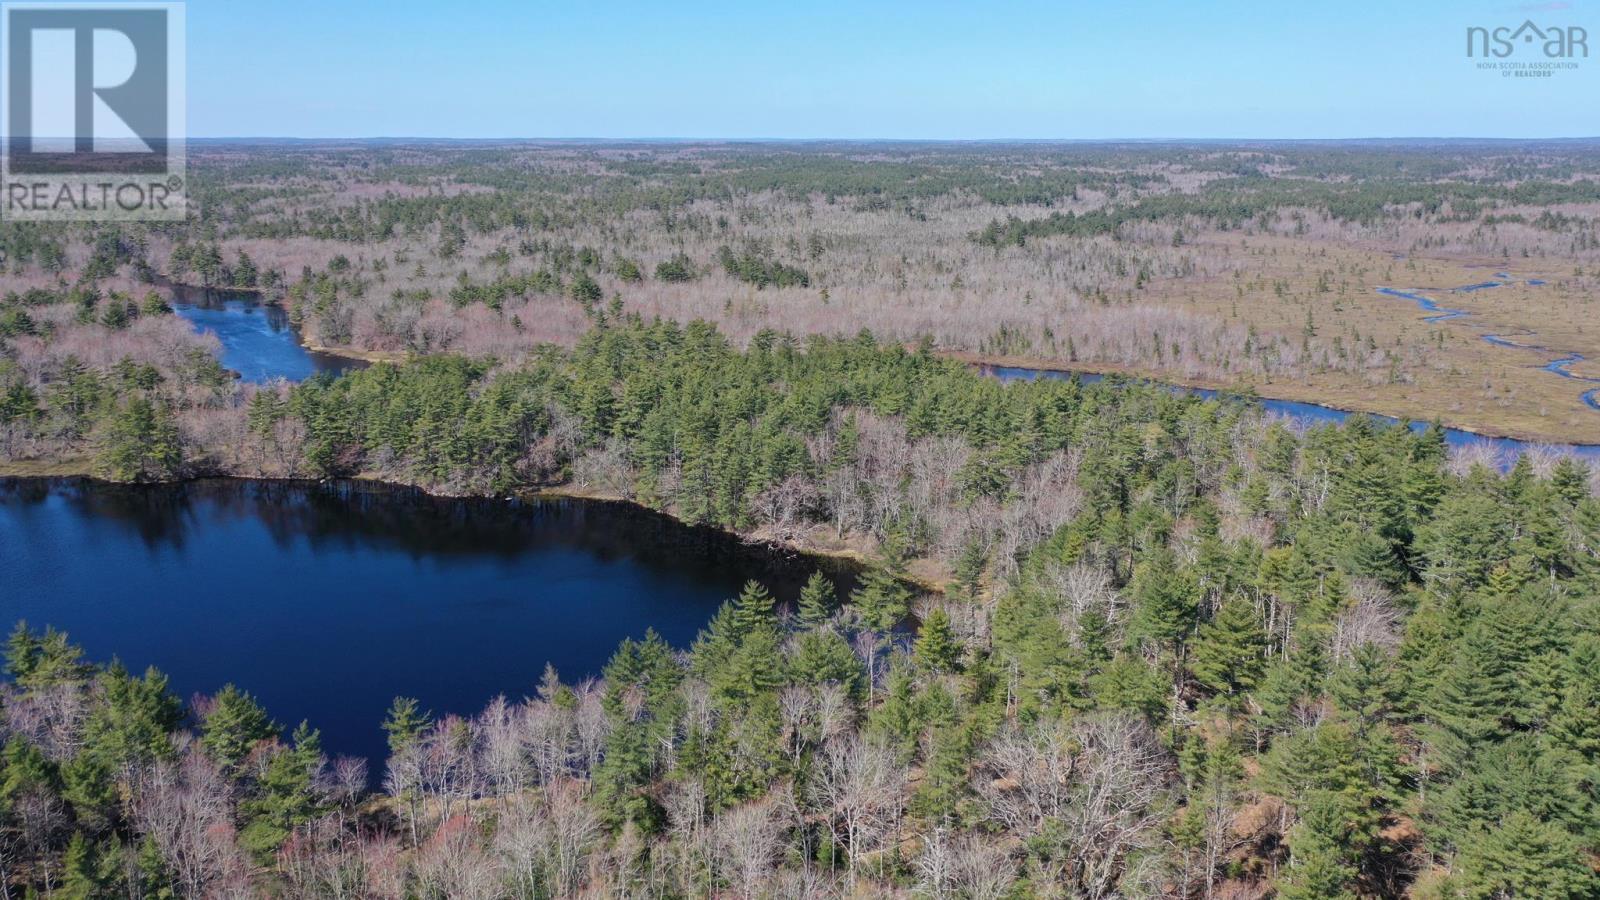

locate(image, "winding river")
(1374, 275), (1600, 414)
(166, 278), (1600, 462)
(988, 271), (1600, 464)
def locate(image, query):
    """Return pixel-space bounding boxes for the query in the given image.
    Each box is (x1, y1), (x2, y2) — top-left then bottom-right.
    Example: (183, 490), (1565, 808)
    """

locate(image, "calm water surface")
(168, 284), (360, 383)
(1, 478), (837, 767)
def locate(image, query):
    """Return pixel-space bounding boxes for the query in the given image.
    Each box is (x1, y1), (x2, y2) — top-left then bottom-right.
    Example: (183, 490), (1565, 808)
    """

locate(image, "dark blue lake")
(169, 285), (360, 383)
(0, 478), (837, 769)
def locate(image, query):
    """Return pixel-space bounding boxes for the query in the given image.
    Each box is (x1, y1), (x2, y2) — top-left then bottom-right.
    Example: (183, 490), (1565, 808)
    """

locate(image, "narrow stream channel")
(1374, 274), (1600, 414)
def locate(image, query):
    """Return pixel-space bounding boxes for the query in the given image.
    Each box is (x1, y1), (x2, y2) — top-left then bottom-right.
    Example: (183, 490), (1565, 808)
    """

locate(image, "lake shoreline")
(298, 337), (409, 365)
(3, 474), (858, 771)
(0, 462), (938, 591)
(159, 275), (406, 367)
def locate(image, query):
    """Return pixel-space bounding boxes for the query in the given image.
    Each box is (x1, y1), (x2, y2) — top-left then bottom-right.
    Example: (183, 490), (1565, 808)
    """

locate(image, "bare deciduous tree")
(712, 797), (784, 899)
(808, 735), (904, 882)
(976, 714), (1173, 900)
(130, 750), (247, 899)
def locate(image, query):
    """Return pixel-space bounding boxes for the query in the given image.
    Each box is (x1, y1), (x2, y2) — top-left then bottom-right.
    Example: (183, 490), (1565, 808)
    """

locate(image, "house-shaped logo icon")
(1508, 20), (1546, 44)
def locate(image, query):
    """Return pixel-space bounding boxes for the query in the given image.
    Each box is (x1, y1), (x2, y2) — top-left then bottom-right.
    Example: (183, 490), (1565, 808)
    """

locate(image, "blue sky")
(186, 0), (1599, 139)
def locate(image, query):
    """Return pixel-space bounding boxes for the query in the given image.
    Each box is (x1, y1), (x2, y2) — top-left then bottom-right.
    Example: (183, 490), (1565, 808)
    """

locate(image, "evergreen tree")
(1276, 790), (1359, 900)
(6, 623), (91, 687)
(60, 831), (109, 900)
(870, 665), (925, 762)
(240, 723), (328, 859)
(1455, 810), (1599, 899)
(852, 563), (912, 632)
(200, 684), (278, 772)
(914, 607), (962, 673)
(911, 725), (971, 824)
(1089, 653), (1169, 722)
(1571, 499), (1600, 591)
(787, 628), (866, 700)
(796, 571), (836, 630)
(1128, 551), (1199, 657)
(81, 663), (182, 770)
(730, 580), (778, 640)
(97, 396), (182, 482)
(382, 696), (431, 755)
(1341, 528), (1406, 588)
(1190, 597), (1267, 696)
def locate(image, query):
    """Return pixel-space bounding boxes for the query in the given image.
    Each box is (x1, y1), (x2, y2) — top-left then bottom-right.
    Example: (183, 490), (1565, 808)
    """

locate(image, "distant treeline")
(974, 176), (1600, 247)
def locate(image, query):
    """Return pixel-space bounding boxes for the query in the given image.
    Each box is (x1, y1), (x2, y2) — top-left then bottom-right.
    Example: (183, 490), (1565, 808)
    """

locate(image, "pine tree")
(952, 539), (987, 600)
(60, 832), (105, 900)
(1, 736), (60, 818)
(1329, 643), (1401, 733)
(200, 684), (278, 772)
(240, 722), (328, 859)
(714, 612), (784, 706)
(852, 563), (912, 632)
(870, 666), (924, 762)
(1551, 677), (1600, 763)
(61, 752), (117, 832)
(1426, 635), (1512, 771)
(1089, 654), (1169, 722)
(4, 621), (40, 681)
(5, 623), (91, 688)
(136, 834), (177, 899)
(1276, 791), (1359, 900)
(1433, 735), (1589, 850)
(80, 663), (182, 772)
(1342, 528), (1405, 588)
(730, 580), (777, 640)
(382, 696), (431, 755)
(1128, 552), (1199, 656)
(1455, 810), (1599, 899)
(97, 396), (182, 482)
(1550, 458), (1591, 506)
(796, 571), (836, 630)
(1572, 498), (1600, 590)
(1190, 597), (1267, 696)
(915, 607), (962, 673)
(787, 629), (866, 700)
(910, 726), (971, 823)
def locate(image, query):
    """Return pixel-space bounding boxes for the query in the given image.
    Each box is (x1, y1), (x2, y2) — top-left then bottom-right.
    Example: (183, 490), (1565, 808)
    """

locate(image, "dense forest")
(7, 296), (1600, 895)
(11, 140), (1600, 440)
(7, 141), (1600, 897)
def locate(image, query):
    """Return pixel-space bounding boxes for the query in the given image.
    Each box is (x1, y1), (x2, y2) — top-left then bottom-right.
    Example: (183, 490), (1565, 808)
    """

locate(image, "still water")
(1, 478), (836, 767)
(168, 284), (361, 383)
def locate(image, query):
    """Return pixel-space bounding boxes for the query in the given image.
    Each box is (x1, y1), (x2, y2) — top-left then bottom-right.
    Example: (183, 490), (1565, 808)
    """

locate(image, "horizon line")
(182, 135), (1600, 144)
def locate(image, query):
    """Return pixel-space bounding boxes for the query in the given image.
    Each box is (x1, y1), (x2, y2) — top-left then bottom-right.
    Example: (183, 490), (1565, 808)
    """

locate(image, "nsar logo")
(1467, 20), (1588, 58)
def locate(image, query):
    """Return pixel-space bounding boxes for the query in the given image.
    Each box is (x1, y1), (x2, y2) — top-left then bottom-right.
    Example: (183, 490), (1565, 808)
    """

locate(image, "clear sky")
(185, 0), (1599, 139)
